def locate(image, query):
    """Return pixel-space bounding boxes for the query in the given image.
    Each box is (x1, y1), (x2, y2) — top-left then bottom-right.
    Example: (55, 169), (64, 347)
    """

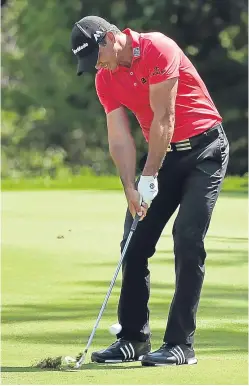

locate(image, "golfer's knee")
(173, 225), (206, 264)
(121, 236), (155, 258)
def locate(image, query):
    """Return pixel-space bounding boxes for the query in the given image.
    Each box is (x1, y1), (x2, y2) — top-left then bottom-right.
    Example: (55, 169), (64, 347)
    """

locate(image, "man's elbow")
(109, 142), (121, 156)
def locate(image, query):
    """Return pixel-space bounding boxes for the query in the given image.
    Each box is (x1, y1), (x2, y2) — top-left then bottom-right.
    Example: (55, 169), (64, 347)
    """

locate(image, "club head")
(61, 356), (77, 370)
(74, 361), (81, 369)
(74, 354), (85, 369)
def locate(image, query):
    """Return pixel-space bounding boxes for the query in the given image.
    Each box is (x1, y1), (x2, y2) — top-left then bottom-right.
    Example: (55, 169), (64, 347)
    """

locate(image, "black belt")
(168, 123), (223, 152)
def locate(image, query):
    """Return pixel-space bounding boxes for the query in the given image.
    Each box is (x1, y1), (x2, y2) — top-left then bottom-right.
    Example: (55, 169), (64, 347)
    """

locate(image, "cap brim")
(77, 48), (99, 76)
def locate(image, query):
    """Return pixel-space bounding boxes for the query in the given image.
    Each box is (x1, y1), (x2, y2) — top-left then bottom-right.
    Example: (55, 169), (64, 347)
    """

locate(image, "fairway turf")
(1, 191), (248, 385)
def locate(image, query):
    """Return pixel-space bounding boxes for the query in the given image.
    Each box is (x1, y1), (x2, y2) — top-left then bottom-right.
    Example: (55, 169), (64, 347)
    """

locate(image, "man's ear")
(106, 31), (116, 43)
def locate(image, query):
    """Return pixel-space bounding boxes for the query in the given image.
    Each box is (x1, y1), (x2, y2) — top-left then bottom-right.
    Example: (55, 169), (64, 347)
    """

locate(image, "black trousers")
(117, 124), (229, 346)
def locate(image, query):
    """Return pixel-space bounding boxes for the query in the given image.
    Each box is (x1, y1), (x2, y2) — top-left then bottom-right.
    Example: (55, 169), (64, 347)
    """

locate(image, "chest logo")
(133, 47), (140, 57)
(152, 66), (166, 76)
(141, 77), (147, 84)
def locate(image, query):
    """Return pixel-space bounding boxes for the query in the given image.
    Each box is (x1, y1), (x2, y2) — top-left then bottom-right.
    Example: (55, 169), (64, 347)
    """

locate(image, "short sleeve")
(95, 72), (121, 114)
(146, 36), (181, 85)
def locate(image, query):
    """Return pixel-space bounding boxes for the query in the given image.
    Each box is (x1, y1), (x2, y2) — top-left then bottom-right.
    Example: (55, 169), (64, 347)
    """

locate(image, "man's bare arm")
(143, 77), (178, 176)
(107, 107), (136, 191)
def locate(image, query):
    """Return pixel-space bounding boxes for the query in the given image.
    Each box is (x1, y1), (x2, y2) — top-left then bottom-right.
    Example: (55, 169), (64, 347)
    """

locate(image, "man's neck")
(117, 34), (133, 67)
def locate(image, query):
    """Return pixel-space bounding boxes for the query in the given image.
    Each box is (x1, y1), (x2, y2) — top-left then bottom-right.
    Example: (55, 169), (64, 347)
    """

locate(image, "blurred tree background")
(1, 0), (248, 179)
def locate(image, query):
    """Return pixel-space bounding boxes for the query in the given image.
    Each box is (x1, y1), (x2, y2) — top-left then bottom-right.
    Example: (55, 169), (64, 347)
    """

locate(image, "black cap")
(71, 16), (112, 76)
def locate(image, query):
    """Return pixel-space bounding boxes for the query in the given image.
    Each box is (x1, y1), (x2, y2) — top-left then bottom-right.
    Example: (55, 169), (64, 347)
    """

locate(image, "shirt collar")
(111, 28), (141, 73)
(122, 28), (141, 61)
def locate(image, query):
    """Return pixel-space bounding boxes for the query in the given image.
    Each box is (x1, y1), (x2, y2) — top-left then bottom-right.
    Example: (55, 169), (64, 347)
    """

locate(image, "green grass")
(1, 191), (248, 385)
(1, 174), (123, 191)
(1, 173), (248, 193)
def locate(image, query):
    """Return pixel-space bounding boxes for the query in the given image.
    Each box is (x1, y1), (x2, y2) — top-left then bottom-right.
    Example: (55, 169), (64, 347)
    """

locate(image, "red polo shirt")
(95, 29), (222, 142)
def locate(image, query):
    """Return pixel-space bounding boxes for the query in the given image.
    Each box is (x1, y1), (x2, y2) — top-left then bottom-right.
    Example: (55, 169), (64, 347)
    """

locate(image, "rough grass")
(1, 191), (248, 385)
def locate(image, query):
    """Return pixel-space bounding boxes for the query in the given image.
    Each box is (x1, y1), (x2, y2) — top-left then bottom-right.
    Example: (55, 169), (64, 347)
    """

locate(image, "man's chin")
(109, 63), (118, 71)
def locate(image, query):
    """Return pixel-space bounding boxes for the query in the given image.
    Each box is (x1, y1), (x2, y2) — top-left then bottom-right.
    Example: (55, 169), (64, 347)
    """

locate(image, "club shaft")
(85, 229), (133, 348)
(76, 214), (140, 366)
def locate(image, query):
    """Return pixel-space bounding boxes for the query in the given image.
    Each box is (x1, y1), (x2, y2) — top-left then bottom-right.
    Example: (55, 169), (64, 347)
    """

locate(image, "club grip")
(131, 213), (141, 231)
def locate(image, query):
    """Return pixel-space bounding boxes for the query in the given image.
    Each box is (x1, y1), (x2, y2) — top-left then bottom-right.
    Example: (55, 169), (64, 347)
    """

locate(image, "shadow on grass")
(160, 234), (248, 243)
(2, 279), (248, 357)
(2, 283), (247, 326)
(79, 252), (248, 269)
(2, 281), (247, 325)
(152, 249), (248, 267)
(2, 325), (247, 352)
(78, 242), (248, 268)
(1, 363), (141, 373)
(1, 367), (44, 373)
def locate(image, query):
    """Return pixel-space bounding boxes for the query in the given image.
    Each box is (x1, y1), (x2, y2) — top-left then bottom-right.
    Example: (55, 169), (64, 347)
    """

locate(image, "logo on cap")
(93, 30), (104, 41)
(72, 43), (88, 54)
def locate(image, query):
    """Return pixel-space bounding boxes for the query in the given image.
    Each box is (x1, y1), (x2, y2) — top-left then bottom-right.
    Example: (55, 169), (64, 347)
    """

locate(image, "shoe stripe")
(174, 348), (183, 364)
(176, 345), (185, 364)
(171, 348), (181, 364)
(175, 347), (184, 365)
(172, 348), (183, 364)
(171, 350), (180, 364)
(129, 343), (135, 359)
(174, 347), (184, 364)
(120, 347), (127, 360)
(124, 345), (131, 359)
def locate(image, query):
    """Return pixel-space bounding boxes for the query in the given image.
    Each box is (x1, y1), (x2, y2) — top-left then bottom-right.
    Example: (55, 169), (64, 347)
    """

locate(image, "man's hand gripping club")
(125, 175), (158, 220)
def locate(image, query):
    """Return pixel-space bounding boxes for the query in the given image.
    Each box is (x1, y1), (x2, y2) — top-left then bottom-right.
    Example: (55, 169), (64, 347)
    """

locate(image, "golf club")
(74, 213), (141, 369)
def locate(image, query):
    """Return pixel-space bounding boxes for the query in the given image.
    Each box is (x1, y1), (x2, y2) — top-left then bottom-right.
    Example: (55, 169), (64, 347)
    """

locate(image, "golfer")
(71, 16), (229, 366)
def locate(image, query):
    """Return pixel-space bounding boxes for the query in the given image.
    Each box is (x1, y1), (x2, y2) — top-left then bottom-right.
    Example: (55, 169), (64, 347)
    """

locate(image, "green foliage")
(1, 0), (248, 177)
(221, 174), (248, 193)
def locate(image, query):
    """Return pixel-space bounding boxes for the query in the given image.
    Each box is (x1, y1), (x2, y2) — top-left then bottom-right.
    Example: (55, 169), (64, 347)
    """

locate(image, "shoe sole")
(92, 355), (145, 364)
(142, 358), (198, 366)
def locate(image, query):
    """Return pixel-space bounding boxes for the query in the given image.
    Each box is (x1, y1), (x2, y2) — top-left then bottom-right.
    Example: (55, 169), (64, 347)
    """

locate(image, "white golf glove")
(137, 175), (158, 207)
